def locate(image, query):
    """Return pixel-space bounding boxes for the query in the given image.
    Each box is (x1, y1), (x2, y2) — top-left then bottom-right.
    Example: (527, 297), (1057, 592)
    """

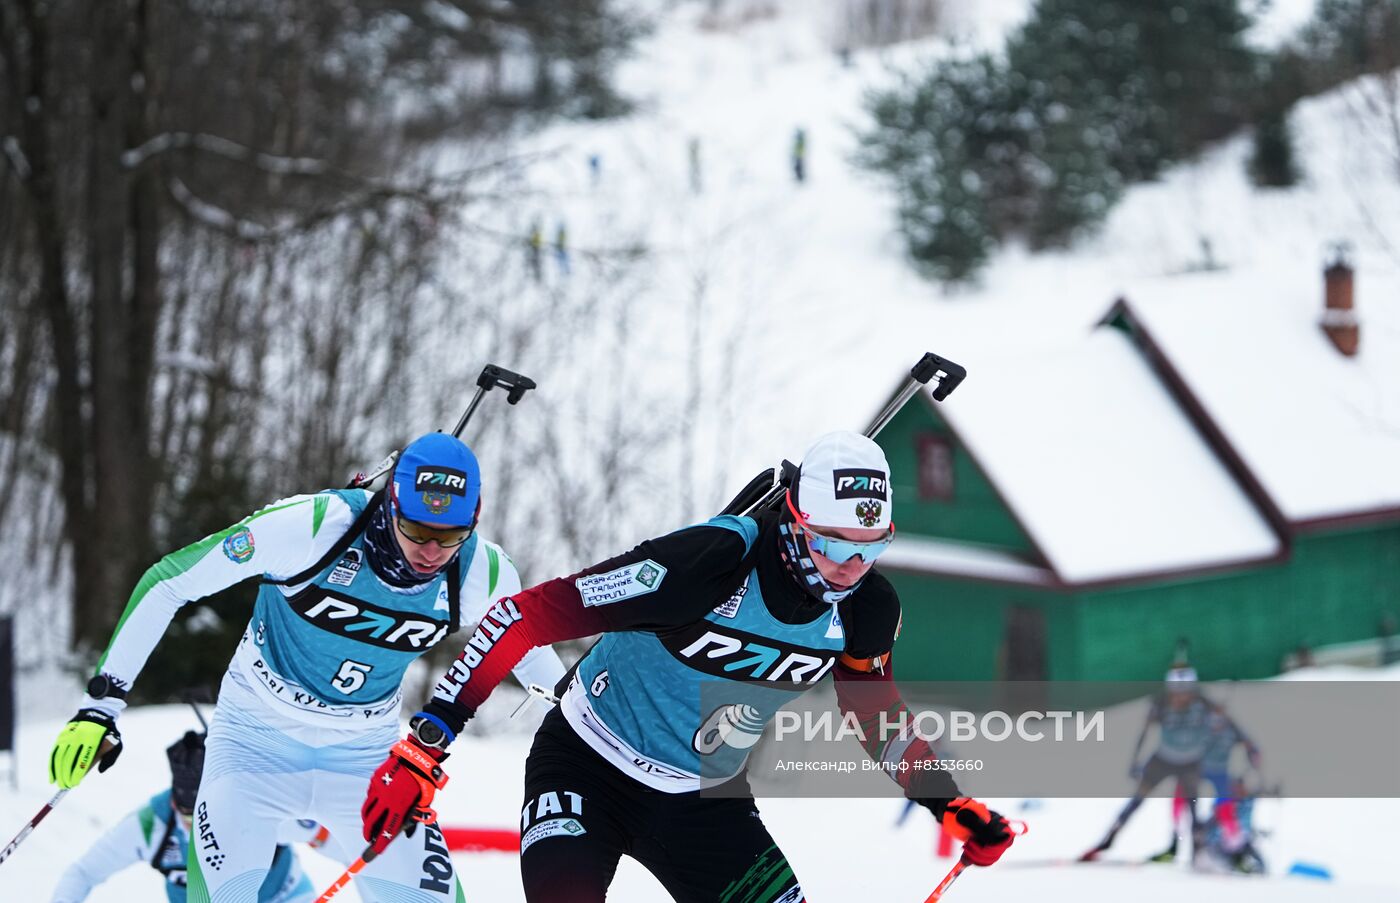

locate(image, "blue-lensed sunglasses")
(785, 491), (894, 564)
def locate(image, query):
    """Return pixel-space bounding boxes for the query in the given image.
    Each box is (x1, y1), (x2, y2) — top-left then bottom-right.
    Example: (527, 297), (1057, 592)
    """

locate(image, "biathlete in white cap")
(359, 431), (1016, 903)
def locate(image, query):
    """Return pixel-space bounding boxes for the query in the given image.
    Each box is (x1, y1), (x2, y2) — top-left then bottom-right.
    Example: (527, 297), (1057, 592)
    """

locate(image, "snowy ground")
(4, 670), (1400, 902)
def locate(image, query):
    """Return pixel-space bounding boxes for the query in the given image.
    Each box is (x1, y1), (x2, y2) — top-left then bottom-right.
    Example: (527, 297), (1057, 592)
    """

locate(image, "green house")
(877, 264), (1400, 683)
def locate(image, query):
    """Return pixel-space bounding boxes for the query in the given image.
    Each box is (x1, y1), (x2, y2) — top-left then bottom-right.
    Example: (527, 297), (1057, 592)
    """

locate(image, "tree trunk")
(126, 0), (160, 547)
(83, 0), (147, 650)
(14, 0), (100, 643)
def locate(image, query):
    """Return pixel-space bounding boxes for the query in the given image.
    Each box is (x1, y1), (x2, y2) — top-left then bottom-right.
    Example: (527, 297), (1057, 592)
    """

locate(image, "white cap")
(793, 431), (893, 531)
(1165, 666), (1198, 686)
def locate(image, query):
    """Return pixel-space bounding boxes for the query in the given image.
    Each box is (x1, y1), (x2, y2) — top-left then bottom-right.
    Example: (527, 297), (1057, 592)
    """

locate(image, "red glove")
(361, 737), (449, 855)
(942, 797), (1014, 867)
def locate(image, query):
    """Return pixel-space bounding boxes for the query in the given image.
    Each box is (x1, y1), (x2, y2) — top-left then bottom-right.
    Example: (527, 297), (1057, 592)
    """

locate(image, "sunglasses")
(785, 491), (894, 565)
(395, 512), (474, 548)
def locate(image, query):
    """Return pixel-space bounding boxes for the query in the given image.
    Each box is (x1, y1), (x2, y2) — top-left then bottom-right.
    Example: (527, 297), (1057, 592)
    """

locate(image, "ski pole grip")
(477, 364), (537, 404)
(912, 353), (967, 401)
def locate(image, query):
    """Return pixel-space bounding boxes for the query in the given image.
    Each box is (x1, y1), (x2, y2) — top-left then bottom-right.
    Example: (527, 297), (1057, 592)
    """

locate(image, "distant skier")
(555, 222), (571, 276)
(1189, 708), (1264, 871)
(791, 127), (807, 183)
(1199, 778), (1267, 874)
(360, 431), (1017, 902)
(47, 433), (564, 902)
(688, 136), (703, 194)
(1082, 665), (1217, 862)
(50, 731), (323, 902)
(1153, 702), (1261, 864)
(528, 219), (545, 282)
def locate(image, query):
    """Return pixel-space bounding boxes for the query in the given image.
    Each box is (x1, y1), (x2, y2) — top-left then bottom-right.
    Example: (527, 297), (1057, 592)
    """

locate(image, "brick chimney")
(1321, 249), (1359, 357)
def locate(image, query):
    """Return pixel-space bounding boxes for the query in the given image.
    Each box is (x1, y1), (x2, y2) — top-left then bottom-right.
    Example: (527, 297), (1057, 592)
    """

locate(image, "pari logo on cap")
(393, 433), (481, 528)
(832, 468), (888, 501)
(415, 466), (468, 515)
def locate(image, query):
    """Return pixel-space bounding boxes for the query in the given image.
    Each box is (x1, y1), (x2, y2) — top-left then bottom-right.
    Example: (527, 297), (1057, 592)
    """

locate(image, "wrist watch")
(409, 714), (451, 751)
(86, 673), (129, 701)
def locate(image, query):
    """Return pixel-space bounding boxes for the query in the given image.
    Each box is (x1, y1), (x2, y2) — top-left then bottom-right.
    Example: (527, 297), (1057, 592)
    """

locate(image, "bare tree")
(836, 0), (943, 51)
(0, 0), (644, 660)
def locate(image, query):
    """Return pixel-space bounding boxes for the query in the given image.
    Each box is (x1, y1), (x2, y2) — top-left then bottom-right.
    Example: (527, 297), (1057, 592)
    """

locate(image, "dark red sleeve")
(834, 655), (959, 815)
(419, 522), (751, 736)
(422, 570), (606, 730)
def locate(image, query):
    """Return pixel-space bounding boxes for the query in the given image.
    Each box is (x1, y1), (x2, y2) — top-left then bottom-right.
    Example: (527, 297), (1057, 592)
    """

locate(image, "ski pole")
(183, 689), (210, 732)
(314, 844), (379, 903)
(922, 856), (969, 902)
(721, 350), (967, 517)
(0, 733), (122, 869)
(0, 790), (69, 868)
(922, 818), (1029, 901)
(349, 363), (537, 489)
(316, 804), (441, 902)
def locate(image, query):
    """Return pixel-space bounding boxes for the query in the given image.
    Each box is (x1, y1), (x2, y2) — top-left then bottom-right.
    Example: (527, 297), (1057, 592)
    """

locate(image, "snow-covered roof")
(879, 534), (1056, 586)
(932, 327), (1283, 585)
(1122, 265), (1400, 524)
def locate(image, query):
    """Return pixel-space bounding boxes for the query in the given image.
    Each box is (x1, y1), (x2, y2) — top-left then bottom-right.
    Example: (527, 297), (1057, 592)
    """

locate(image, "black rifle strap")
(446, 555), (462, 637)
(149, 808), (181, 876)
(264, 489), (384, 588)
(265, 488), (464, 640)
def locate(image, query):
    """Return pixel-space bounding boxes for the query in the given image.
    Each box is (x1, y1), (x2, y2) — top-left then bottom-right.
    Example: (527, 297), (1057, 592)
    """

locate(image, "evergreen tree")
(1249, 109), (1301, 187)
(1008, 0), (1259, 180)
(859, 55), (1011, 280)
(1298, 0), (1400, 89)
(857, 0), (1261, 281)
(1247, 52), (1306, 188)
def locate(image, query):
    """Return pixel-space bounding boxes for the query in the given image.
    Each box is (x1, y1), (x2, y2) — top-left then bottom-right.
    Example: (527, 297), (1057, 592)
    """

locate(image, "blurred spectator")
(555, 222), (571, 276)
(689, 137), (703, 194)
(527, 220), (544, 282)
(792, 127), (807, 183)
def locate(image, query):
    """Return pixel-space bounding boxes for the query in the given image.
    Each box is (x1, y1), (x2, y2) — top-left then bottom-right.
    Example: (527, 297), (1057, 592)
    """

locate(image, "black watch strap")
(86, 673), (129, 700)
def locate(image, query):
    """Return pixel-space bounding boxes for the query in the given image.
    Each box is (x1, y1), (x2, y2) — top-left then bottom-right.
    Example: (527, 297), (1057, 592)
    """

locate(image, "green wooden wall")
(883, 570), (1073, 681)
(876, 393), (1400, 684)
(884, 522), (1400, 683)
(1075, 523), (1400, 681)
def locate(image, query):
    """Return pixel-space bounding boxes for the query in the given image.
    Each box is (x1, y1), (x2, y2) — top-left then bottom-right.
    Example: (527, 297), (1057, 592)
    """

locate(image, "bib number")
(331, 659), (373, 694)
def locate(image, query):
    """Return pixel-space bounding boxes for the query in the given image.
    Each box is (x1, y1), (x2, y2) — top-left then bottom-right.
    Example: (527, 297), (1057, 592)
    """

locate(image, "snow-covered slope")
(468, 0), (1400, 524)
(4, 689), (1399, 902)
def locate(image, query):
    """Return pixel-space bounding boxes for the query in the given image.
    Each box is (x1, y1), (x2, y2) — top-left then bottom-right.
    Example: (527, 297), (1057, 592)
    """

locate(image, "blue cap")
(392, 433), (482, 527)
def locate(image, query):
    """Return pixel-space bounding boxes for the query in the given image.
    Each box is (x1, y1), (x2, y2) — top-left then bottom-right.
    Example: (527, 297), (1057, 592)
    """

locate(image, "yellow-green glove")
(49, 709), (123, 789)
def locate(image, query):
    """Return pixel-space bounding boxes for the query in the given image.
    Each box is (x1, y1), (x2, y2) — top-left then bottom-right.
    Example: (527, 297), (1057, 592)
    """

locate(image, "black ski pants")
(515, 708), (804, 903)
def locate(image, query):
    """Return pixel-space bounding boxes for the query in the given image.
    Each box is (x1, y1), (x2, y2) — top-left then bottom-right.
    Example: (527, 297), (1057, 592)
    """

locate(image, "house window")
(916, 433), (955, 501)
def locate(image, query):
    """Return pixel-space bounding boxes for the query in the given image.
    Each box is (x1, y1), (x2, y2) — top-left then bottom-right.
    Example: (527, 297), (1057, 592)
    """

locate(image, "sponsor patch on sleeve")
(519, 817), (586, 854)
(222, 526), (256, 564)
(575, 560), (668, 607)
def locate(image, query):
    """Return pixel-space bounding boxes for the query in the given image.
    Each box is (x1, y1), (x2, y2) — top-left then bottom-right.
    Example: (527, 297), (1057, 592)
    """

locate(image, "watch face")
(86, 675), (109, 698)
(415, 720), (446, 747)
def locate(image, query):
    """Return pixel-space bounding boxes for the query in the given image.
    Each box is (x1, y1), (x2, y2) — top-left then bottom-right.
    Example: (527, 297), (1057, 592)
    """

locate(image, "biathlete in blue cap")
(48, 433), (564, 902)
